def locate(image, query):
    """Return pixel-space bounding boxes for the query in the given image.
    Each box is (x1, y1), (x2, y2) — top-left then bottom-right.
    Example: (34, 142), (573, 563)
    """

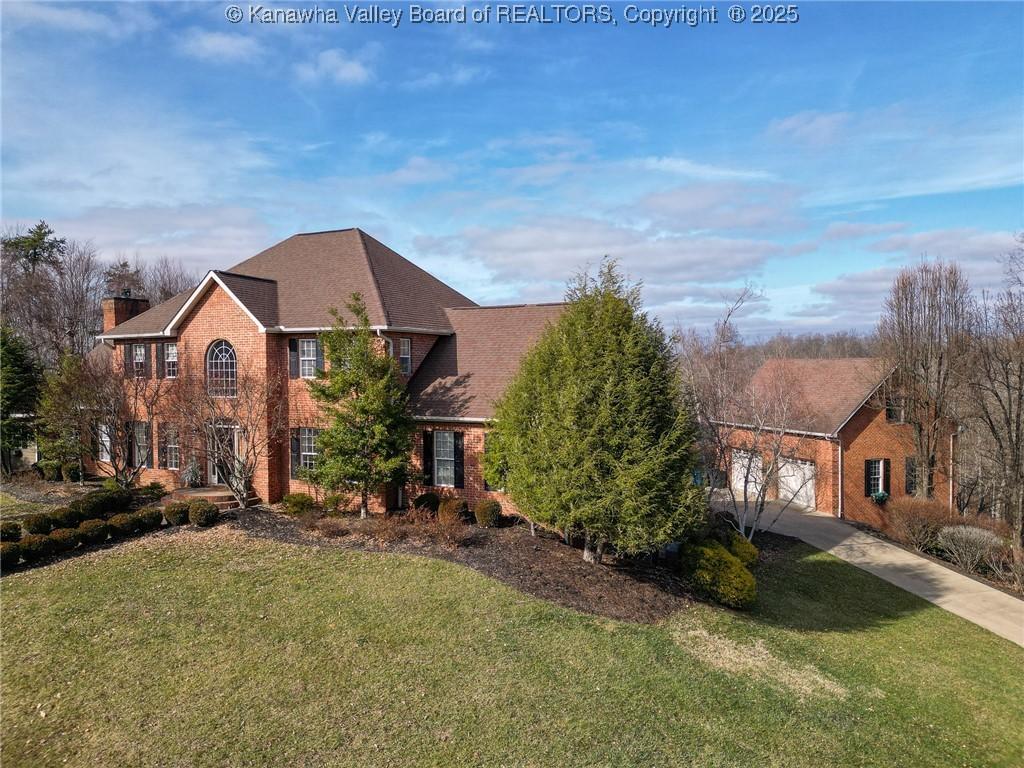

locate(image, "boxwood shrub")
(108, 513), (139, 538)
(282, 493), (316, 516)
(135, 508), (163, 532)
(473, 499), (502, 528)
(163, 501), (190, 526)
(69, 489), (133, 521)
(22, 513), (52, 535)
(188, 499), (219, 527)
(437, 497), (469, 524)
(37, 460), (61, 481)
(728, 531), (759, 568)
(19, 533), (56, 563)
(48, 506), (82, 530)
(0, 521), (22, 542)
(49, 527), (81, 552)
(681, 540), (757, 610)
(78, 519), (110, 545)
(1, 542), (21, 569)
(61, 462), (81, 482)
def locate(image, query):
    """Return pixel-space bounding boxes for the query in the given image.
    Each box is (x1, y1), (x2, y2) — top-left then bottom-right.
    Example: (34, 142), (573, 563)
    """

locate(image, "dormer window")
(207, 340), (237, 397)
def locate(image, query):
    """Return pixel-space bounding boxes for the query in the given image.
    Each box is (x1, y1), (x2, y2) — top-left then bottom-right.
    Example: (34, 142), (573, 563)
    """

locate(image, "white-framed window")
(399, 338), (412, 375)
(98, 425), (111, 462)
(434, 430), (455, 487)
(164, 343), (178, 378)
(384, 337), (394, 357)
(206, 340), (237, 397)
(299, 339), (318, 379)
(133, 421), (150, 467)
(165, 426), (180, 471)
(299, 427), (320, 470)
(133, 344), (146, 377)
(866, 459), (883, 494)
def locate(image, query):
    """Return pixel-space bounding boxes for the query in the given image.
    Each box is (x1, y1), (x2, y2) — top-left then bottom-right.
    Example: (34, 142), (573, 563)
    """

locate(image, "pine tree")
(485, 261), (706, 563)
(0, 326), (42, 473)
(306, 294), (415, 518)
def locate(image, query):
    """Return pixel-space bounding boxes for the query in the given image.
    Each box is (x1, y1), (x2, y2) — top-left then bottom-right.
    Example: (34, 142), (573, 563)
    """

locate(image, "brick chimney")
(101, 290), (150, 333)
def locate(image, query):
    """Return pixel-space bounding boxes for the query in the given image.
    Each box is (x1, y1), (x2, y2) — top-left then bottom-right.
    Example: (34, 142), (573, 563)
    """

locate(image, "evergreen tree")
(0, 326), (42, 473)
(36, 355), (97, 479)
(1, 220), (65, 275)
(306, 294), (415, 518)
(485, 261), (706, 563)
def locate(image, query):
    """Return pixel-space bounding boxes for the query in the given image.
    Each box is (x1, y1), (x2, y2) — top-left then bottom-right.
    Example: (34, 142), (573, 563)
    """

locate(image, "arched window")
(206, 340), (237, 397)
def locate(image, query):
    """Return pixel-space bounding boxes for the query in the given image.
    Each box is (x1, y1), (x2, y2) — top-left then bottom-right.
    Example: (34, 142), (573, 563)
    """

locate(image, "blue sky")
(2, 1), (1021, 333)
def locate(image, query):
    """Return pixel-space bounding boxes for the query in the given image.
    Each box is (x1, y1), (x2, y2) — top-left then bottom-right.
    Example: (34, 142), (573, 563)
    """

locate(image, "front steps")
(169, 486), (260, 511)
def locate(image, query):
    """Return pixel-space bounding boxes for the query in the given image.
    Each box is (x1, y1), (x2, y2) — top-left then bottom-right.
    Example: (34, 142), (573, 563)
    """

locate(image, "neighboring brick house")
(723, 358), (957, 528)
(90, 228), (564, 512)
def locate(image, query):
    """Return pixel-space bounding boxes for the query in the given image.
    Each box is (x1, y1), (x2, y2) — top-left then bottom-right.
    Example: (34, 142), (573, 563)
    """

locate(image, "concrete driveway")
(757, 504), (1024, 647)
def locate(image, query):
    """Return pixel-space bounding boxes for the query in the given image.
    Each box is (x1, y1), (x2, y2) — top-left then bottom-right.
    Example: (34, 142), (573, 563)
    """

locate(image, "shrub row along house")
(722, 357), (956, 528)
(89, 228), (563, 512)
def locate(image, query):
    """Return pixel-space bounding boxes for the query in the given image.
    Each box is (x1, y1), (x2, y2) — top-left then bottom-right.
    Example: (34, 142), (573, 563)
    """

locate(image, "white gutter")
(712, 419), (834, 440)
(412, 415), (489, 424)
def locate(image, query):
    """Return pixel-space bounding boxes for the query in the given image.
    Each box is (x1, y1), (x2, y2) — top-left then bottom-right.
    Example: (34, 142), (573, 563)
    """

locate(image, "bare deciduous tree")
(877, 261), (973, 500)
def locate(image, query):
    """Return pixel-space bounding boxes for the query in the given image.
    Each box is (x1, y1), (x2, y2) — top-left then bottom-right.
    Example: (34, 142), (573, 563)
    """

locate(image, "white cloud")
(636, 156), (774, 182)
(767, 110), (851, 147)
(822, 221), (906, 241)
(177, 28), (262, 63)
(632, 182), (803, 233)
(406, 65), (490, 89)
(295, 48), (373, 85)
(1, 2), (157, 39)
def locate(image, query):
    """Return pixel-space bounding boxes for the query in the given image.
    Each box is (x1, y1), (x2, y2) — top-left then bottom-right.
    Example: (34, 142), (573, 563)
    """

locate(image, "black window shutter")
(290, 429), (300, 479)
(864, 460), (871, 497)
(422, 431), (434, 486)
(146, 423), (155, 468)
(122, 344), (132, 378)
(126, 422), (135, 468)
(156, 343), (165, 379)
(143, 344), (152, 379)
(453, 432), (464, 489)
(882, 459), (891, 494)
(288, 339), (299, 379)
(905, 457), (916, 495)
(158, 423), (167, 469)
(315, 339), (324, 374)
(483, 433), (490, 492)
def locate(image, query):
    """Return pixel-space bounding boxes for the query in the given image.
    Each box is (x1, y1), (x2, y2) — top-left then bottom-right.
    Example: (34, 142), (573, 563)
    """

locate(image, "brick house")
(723, 358), (957, 528)
(90, 228), (563, 513)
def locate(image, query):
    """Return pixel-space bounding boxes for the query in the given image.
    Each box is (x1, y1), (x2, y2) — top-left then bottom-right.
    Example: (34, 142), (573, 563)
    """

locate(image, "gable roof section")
(746, 357), (888, 436)
(100, 228), (477, 338)
(407, 303), (566, 421)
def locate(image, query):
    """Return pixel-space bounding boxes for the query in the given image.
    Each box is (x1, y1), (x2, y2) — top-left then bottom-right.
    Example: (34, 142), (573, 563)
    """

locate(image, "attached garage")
(778, 458), (816, 509)
(730, 450), (763, 498)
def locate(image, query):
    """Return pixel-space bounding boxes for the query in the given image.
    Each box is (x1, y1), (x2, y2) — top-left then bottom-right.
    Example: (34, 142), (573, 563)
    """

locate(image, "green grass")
(0, 492), (51, 520)
(2, 529), (1021, 768)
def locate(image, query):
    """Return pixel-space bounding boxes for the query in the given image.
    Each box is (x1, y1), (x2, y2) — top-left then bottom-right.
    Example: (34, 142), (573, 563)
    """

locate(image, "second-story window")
(399, 338), (412, 375)
(207, 340), (237, 397)
(133, 344), (146, 378)
(164, 343), (178, 379)
(299, 339), (318, 379)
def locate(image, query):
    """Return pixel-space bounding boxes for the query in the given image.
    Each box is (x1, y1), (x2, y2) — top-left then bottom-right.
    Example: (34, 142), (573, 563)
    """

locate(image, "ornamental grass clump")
(937, 525), (1003, 573)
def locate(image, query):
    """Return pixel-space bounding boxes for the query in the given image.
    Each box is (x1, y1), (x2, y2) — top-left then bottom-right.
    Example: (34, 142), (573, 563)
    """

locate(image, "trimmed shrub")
(937, 525), (1002, 573)
(282, 493), (316, 517)
(108, 513), (139, 537)
(135, 508), (163, 532)
(101, 478), (121, 492)
(78, 519), (110, 545)
(187, 500), (219, 527)
(69, 489), (133, 521)
(23, 513), (52, 535)
(728, 531), (759, 568)
(49, 527), (81, 552)
(38, 460), (61, 481)
(322, 494), (346, 515)
(437, 498), (469, 524)
(61, 462), (81, 482)
(412, 492), (440, 513)
(0, 521), (22, 542)
(163, 501), (191, 526)
(681, 540), (757, 609)
(473, 499), (502, 528)
(883, 498), (951, 552)
(137, 482), (168, 504)
(48, 506), (82, 530)
(19, 533), (56, 563)
(1, 541), (21, 569)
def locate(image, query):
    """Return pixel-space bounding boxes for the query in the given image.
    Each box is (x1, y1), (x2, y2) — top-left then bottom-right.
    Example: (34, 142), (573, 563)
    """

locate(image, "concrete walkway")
(759, 504), (1024, 647)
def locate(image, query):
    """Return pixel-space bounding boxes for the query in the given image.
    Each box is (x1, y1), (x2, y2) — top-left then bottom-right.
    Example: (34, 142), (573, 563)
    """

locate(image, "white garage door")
(731, 450), (763, 498)
(778, 459), (816, 509)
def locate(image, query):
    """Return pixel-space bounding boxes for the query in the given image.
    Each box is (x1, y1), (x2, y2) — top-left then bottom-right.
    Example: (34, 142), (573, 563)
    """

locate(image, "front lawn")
(2, 526), (1021, 767)
(0, 492), (50, 520)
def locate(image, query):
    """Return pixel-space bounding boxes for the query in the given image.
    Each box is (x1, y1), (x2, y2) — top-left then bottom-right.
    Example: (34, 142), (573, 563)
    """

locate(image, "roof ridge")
(295, 227), (358, 236)
(449, 301), (567, 310)
(360, 229), (477, 308)
(355, 229), (392, 326)
(214, 270), (278, 284)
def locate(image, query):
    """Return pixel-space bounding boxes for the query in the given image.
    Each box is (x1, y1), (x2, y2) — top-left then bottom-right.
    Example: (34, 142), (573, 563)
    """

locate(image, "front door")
(207, 426), (237, 486)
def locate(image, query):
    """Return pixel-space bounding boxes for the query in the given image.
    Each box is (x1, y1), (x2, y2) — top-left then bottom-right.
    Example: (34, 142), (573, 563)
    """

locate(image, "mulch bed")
(1, 475), (103, 509)
(233, 507), (697, 623)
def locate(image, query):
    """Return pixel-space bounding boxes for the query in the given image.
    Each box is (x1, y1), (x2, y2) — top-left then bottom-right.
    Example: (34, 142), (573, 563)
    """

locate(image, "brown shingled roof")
(748, 358), (888, 435)
(102, 228), (477, 337)
(407, 303), (566, 420)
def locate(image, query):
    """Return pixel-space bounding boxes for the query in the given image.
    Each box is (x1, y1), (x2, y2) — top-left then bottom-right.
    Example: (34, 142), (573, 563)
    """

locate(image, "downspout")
(836, 434), (843, 519)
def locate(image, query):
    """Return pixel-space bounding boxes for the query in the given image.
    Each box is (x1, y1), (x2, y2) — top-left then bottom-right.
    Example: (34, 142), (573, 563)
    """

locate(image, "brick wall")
(839, 405), (955, 527)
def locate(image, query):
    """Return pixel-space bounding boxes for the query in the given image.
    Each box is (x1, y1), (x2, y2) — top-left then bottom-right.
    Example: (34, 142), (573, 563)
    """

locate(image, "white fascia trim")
(831, 370), (894, 436)
(711, 419), (834, 440)
(162, 271), (267, 335)
(97, 331), (169, 340)
(412, 415), (489, 424)
(266, 325), (453, 335)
